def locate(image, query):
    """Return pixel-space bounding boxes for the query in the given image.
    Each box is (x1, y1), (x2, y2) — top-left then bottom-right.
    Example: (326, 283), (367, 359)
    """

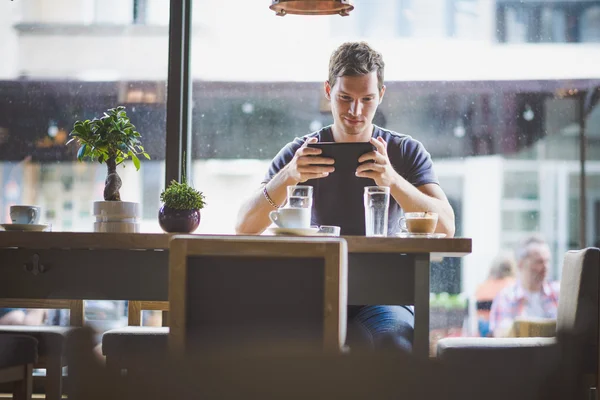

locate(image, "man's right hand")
(284, 137), (335, 183)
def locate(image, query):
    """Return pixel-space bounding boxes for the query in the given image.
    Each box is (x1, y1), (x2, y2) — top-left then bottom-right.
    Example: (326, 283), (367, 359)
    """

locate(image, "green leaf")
(77, 144), (87, 161)
(143, 152), (151, 160)
(131, 153), (141, 170)
(68, 106), (147, 170)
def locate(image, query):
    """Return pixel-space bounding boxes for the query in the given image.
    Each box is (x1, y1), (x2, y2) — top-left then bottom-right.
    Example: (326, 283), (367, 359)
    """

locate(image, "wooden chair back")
(510, 317), (557, 338)
(554, 248), (600, 392)
(167, 235), (347, 355)
(127, 301), (169, 326)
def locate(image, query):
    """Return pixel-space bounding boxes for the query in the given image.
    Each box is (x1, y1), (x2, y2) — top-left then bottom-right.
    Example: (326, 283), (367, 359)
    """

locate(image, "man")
(489, 236), (560, 337)
(236, 41), (455, 351)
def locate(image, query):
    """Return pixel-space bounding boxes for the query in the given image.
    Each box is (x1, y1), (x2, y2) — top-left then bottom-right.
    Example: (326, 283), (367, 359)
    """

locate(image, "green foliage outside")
(430, 292), (467, 310)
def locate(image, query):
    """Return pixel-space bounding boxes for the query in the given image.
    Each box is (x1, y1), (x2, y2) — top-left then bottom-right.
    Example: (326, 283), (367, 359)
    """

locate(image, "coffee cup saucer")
(0, 223), (50, 232)
(395, 232), (446, 239)
(268, 226), (322, 236)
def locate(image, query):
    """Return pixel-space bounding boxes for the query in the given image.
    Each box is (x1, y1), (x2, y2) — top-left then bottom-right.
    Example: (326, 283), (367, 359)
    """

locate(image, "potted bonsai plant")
(68, 106), (150, 233)
(159, 175), (206, 233)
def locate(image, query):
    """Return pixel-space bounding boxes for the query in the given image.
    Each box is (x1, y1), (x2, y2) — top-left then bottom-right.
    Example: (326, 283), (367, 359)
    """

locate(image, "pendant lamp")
(270, 0), (354, 16)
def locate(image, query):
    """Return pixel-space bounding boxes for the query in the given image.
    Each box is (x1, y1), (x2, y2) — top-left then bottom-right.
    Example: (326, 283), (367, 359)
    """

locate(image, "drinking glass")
(364, 186), (390, 237)
(287, 185), (313, 209)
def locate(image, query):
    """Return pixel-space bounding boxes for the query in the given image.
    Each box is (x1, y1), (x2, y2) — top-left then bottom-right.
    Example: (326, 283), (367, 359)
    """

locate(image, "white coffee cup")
(10, 205), (41, 225)
(269, 208), (311, 229)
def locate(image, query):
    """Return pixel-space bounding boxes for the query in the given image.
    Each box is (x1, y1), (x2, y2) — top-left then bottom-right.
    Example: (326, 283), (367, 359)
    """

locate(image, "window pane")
(189, 0), (594, 347)
(1, 0), (168, 233)
(0, 1), (169, 335)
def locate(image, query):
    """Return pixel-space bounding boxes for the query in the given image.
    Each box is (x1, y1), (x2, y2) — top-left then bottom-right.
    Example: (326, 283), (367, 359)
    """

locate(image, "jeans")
(346, 305), (414, 352)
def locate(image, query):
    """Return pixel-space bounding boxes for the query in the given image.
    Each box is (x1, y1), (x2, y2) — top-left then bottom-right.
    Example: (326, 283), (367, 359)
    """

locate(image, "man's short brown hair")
(328, 42), (385, 91)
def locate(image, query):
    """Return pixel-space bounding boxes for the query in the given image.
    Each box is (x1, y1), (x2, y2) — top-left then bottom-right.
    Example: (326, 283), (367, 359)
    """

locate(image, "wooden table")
(0, 232), (471, 358)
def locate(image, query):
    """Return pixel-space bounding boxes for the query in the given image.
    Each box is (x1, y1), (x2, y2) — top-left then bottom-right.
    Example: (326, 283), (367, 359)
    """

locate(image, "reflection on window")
(498, 2), (600, 43)
(581, 5), (600, 42)
(0, 0), (168, 347)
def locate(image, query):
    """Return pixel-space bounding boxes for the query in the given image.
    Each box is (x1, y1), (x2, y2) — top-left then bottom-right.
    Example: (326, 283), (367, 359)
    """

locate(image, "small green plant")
(160, 179), (206, 210)
(67, 106), (150, 201)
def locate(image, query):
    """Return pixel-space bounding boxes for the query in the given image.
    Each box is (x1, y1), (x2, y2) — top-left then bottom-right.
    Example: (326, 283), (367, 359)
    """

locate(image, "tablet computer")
(307, 142), (375, 171)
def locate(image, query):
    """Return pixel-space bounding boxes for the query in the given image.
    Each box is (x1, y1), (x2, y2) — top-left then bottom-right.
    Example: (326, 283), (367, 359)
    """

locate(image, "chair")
(101, 300), (169, 375)
(103, 235), (347, 374)
(0, 334), (38, 400)
(127, 301), (169, 327)
(0, 299), (83, 400)
(0, 300), (82, 399)
(510, 316), (557, 338)
(437, 247), (600, 399)
(168, 235), (348, 355)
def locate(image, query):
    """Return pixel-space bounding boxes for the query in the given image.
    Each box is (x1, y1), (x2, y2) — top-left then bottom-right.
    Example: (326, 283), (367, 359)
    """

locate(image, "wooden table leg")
(413, 253), (431, 360)
(45, 356), (62, 400)
(12, 364), (33, 400)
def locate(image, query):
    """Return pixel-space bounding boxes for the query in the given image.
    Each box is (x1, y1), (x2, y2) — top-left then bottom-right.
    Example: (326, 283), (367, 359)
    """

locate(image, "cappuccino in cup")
(403, 212), (438, 234)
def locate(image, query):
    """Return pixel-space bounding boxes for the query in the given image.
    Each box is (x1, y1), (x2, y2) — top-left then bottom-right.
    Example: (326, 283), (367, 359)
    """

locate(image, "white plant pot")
(93, 201), (140, 233)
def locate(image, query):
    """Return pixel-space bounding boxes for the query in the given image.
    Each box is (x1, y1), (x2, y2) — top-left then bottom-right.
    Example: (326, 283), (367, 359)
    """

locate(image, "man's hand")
(284, 137), (335, 183)
(355, 137), (399, 187)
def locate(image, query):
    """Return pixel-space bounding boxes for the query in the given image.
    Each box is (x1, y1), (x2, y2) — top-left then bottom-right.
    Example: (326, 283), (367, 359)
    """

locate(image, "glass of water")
(287, 185), (313, 209)
(364, 186), (390, 237)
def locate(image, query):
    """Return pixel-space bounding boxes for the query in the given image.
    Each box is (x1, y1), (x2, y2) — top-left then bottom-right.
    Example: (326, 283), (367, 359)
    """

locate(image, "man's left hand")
(355, 137), (399, 187)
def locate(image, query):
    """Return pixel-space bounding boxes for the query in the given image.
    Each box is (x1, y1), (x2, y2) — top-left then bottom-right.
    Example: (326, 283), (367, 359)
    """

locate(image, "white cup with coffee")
(269, 208), (311, 229)
(400, 211), (438, 234)
(10, 205), (41, 225)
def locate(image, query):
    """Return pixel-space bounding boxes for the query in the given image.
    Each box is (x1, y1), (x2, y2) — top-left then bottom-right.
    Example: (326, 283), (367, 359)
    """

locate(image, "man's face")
(325, 71), (385, 138)
(520, 244), (551, 289)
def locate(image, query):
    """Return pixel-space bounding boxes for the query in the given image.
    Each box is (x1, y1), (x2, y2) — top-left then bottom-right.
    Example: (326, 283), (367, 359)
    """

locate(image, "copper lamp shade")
(270, 0), (354, 16)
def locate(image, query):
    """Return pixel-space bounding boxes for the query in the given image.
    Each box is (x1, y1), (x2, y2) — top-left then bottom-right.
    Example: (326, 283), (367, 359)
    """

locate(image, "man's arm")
(235, 138), (334, 235)
(356, 137), (455, 237)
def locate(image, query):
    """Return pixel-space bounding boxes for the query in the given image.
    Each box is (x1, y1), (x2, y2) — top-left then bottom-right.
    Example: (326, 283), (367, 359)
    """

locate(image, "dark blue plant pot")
(158, 205), (201, 233)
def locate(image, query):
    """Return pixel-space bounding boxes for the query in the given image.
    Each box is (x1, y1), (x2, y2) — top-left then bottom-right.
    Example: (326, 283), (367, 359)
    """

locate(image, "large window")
(1, 0), (599, 342)
(188, 0), (600, 341)
(0, 0), (169, 232)
(0, 0), (170, 332)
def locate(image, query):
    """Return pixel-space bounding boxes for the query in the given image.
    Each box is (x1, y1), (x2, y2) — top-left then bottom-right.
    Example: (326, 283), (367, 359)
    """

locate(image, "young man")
(236, 42), (455, 351)
(489, 236), (560, 337)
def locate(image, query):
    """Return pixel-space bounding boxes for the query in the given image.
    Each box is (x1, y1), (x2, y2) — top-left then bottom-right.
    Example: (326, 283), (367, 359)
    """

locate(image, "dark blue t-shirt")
(262, 125), (439, 236)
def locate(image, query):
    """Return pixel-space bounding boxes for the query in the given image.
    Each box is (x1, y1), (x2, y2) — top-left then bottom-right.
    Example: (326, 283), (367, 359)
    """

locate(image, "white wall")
(94, 0), (133, 24)
(0, 1), (19, 78)
(18, 34), (169, 80)
(461, 156), (504, 296)
(20, 0), (95, 24)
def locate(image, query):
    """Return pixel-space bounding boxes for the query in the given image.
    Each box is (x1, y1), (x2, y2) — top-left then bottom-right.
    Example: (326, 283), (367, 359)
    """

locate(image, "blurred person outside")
(474, 251), (516, 336)
(489, 236), (559, 337)
(236, 41), (455, 352)
(0, 308), (46, 325)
